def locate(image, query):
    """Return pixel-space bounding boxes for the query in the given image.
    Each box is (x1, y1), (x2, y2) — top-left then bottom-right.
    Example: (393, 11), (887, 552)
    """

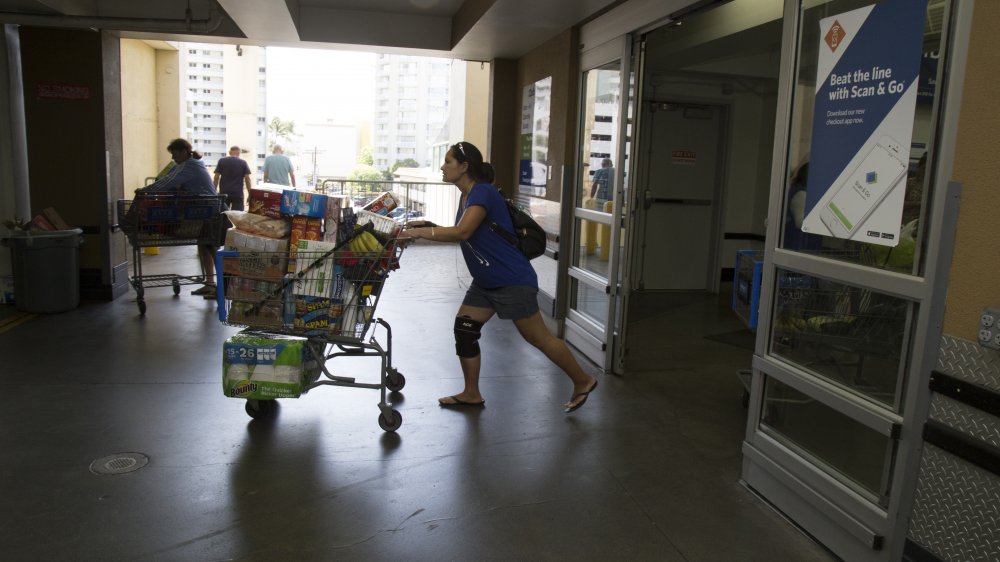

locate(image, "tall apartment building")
(585, 71), (620, 183)
(181, 43), (268, 175)
(373, 55), (451, 171)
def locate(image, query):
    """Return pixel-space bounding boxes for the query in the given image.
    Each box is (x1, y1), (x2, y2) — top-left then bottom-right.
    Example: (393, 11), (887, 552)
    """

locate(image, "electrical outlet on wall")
(977, 307), (1000, 350)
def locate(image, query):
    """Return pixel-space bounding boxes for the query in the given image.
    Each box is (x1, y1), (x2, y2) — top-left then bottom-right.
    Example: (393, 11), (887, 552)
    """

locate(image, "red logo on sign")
(825, 20), (846, 52)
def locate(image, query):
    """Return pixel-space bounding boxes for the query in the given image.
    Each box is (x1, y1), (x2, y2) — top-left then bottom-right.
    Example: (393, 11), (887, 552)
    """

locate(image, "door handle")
(643, 189), (653, 210)
(649, 197), (712, 206)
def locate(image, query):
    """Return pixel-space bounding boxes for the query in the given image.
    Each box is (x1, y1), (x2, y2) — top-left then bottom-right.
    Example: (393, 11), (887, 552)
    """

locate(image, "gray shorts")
(462, 282), (539, 320)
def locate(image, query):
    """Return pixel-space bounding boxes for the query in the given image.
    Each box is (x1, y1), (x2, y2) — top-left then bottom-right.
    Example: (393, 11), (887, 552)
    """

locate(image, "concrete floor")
(0, 243), (837, 561)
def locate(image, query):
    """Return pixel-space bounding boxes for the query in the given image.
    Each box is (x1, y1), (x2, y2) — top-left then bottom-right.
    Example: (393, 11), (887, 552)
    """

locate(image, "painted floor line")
(0, 312), (36, 333)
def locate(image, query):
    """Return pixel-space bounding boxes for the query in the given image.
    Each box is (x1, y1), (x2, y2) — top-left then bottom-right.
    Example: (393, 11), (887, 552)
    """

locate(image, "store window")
(779, 0), (943, 279)
(770, 269), (912, 409)
(761, 376), (894, 505)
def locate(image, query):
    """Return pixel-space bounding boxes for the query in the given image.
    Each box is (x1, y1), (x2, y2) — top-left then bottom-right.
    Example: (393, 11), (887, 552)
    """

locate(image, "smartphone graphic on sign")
(819, 135), (907, 238)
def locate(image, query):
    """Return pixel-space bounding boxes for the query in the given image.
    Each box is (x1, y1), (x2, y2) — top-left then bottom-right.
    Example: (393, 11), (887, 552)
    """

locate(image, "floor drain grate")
(90, 453), (149, 475)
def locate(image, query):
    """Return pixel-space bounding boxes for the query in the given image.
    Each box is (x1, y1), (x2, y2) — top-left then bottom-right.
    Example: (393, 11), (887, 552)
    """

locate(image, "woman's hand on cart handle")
(405, 220), (437, 228)
(398, 221), (437, 246)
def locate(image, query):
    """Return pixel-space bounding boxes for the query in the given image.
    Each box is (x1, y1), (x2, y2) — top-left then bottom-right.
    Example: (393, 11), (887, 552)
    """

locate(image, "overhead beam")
(294, 5), (451, 51)
(215, 0), (299, 42)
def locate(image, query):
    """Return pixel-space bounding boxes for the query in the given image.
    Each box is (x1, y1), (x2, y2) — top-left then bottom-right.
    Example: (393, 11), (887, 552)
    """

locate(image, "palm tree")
(267, 117), (297, 150)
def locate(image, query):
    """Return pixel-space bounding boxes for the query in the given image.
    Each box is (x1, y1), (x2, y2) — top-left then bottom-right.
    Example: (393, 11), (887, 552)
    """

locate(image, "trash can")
(1, 228), (83, 313)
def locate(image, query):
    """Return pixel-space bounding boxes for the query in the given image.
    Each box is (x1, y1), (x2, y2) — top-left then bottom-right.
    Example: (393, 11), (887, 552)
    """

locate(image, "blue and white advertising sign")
(801, 0), (927, 246)
(518, 76), (551, 197)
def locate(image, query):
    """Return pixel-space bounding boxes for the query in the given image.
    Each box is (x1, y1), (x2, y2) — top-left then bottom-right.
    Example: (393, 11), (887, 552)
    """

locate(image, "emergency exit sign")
(672, 150), (697, 164)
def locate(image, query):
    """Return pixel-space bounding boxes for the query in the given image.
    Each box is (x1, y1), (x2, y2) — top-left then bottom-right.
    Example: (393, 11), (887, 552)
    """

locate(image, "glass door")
(565, 38), (634, 370)
(742, 1), (966, 560)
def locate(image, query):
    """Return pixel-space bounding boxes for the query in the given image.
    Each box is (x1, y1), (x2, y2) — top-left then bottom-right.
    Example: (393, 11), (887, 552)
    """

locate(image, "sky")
(265, 47), (376, 127)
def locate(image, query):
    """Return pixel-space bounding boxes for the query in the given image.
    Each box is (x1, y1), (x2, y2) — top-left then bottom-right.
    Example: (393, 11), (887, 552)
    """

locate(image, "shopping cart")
(770, 272), (908, 403)
(215, 213), (407, 432)
(116, 194), (229, 315)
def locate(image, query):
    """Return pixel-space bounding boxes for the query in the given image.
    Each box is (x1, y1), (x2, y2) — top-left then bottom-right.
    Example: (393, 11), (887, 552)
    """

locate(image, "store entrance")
(615, 2), (783, 373)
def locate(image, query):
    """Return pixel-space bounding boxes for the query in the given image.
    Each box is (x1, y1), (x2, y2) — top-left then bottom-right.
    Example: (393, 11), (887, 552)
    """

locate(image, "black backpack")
(488, 188), (547, 260)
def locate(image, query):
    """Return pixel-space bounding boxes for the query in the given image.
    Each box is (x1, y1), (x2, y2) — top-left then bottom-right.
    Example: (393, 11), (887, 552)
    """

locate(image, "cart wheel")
(378, 410), (402, 432)
(386, 370), (406, 392)
(137, 300), (147, 315)
(172, 279), (181, 295)
(245, 399), (276, 419)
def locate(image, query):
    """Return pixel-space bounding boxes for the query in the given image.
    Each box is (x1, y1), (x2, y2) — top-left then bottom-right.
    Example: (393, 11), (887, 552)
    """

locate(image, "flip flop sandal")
(439, 395), (486, 407)
(565, 379), (599, 413)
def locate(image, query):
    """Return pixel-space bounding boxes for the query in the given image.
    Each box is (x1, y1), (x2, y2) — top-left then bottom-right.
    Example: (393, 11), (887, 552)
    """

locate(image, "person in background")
(783, 161), (823, 252)
(590, 157), (614, 207)
(137, 138), (221, 298)
(399, 141), (599, 413)
(263, 144), (296, 187)
(214, 145), (253, 211)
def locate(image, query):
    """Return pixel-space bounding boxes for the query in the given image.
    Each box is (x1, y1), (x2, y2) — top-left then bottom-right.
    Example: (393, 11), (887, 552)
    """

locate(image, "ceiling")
(0, 0), (621, 60)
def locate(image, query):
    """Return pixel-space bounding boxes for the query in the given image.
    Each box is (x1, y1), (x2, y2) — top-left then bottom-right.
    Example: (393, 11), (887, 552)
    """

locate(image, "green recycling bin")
(2, 228), (83, 313)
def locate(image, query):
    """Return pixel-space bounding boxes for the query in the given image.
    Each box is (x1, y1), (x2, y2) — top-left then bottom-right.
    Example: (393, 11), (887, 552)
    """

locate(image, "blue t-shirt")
(263, 154), (294, 186)
(139, 158), (216, 196)
(592, 166), (614, 200)
(458, 183), (538, 289)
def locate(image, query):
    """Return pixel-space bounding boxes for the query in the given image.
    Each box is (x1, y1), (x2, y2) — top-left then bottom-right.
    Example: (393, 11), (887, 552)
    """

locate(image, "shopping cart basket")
(116, 194), (229, 314)
(216, 216), (407, 431)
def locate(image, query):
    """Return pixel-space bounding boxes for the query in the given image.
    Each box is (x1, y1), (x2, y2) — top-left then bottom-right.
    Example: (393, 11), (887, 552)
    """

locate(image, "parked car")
(393, 209), (424, 224)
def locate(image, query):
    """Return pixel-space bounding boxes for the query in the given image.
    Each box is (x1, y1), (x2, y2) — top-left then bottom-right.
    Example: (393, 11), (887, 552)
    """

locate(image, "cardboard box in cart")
(247, 186), (284, 218)
(362, 191), (400, 216)
(292, 239), (344, 298)
(223, 331), (314, 399)
(223, 230), (289, 279)
(281, 189), (328, 218)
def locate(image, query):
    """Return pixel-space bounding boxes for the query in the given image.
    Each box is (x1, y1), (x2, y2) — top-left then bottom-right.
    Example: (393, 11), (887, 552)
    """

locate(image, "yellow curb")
(0, 311), (37, 333)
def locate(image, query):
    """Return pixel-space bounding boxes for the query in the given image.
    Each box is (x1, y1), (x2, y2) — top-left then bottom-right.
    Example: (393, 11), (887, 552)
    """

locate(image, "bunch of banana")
(347, 230), (383, 255)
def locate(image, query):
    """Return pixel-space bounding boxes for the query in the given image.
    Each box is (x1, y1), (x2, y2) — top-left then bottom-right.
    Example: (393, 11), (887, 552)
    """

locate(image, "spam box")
(292, 240), (343, 297)
(281, 189), (328, 218)
(292, 296), (345, 336)
(362, 191), (400, 216)
(248, 186), (284, 218)
(223, 230), (289, 279)
(223, 331), (311, 399)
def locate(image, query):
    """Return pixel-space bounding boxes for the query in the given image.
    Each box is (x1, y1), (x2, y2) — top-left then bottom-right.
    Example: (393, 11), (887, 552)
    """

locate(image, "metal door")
(636, 103), (724, 291)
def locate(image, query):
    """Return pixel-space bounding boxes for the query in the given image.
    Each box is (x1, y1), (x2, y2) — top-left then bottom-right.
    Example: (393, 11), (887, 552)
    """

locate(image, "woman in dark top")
(401, 142), (598, 412)
(137, 138), (221, 298)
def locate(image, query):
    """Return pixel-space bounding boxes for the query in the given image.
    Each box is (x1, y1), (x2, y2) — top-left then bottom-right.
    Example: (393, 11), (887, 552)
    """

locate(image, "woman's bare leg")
(513, 311), (597, 409)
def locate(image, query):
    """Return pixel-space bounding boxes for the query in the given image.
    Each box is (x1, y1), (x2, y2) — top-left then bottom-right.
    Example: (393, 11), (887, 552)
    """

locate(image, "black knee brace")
(454, 315), (484, 358)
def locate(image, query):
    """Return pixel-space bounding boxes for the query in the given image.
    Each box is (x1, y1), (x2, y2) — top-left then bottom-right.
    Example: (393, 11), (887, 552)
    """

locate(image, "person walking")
(263, 144), (296, 187)
(590, 157), (614, 207)
(400, 141), (598, 412)
(137, 138), (222, 298)
(214, 145), (253, 211)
